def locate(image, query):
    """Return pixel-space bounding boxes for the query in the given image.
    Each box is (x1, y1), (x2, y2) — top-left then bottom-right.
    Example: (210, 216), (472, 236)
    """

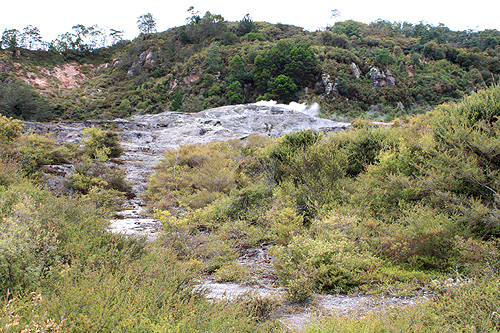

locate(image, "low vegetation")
(1, 10), (500, 331)
(145, 85), (500, 330)
(1, 85), (499, 332)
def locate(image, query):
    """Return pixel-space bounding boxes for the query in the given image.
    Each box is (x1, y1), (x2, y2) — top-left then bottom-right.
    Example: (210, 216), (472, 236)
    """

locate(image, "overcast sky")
(1, 0), (499, 42)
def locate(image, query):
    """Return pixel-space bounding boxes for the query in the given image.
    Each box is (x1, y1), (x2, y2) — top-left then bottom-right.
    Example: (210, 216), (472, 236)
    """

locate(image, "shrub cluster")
(147, 86), (500, 304)
(0, 117), (280, 332)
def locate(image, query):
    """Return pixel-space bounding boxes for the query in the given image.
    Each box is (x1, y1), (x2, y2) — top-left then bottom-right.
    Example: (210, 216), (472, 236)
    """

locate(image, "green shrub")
(305, 276), (500, 332)
(82, 126), (123, 161)
(245, 31), (265, 41)
(0, 189), (58, 294)
(0, 115), (22, 144)
(271, 226), (379, 294)
(14, 133), (57, 177)
(267, 129), (323, 183)
(212, 262), (249, 282)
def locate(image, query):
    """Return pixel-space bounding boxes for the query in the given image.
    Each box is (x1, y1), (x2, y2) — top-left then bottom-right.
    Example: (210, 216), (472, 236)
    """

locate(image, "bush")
(82, 126), (123, 161)
(305, 276), (500, 332)
(0, 115), (22, 144)
(14, 132), (58, 177)
(0, 81), (53, 121)
(66, 157), (130, 198)
(271, 221), (379, 294)
(267, 74), (298, 104)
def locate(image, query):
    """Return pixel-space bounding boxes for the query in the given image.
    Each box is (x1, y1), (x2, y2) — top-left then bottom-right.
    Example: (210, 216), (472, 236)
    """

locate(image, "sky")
(1, 0), (499, 43)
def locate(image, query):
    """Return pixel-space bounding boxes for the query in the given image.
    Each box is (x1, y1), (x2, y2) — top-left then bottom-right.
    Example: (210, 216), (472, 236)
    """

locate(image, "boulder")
(369, 67), (396, 89)
(0, 60), (12, 73)
(351, 62), (361, 79)
(319, 74), (339, 98)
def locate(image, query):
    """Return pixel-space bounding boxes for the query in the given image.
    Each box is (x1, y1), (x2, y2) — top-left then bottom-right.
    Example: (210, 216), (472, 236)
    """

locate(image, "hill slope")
(1, 16), (500, 121)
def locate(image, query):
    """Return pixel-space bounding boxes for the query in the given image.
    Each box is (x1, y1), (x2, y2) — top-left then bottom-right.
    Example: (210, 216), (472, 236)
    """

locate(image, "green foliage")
(0, 115), (22, 144)
(212, 262), (250, 283)
(372, 47), (394, 67)
(237, 14), (257, 36)
(267, 74), (298, 103)
(82, 126), (123, 161)
(245, 31), (266, 41)
(0, 186), (57, 294)
(305, 276), (500, 332)
(423, 40), (445, 60)
(14, 133), (61, 177)
(137, 13), (157, 35)
(205, 42), (222, 74)
(253, 40), (317, 97)
(66, 156), (129, 199)
(1, 29), (20, 49)
(180, 9), (227, 45)
(146, 141), (242, 211)
(169, 91), (184, 111)
(271, 216), (379, 294)
(225, 80), (244, 104)
(0, 81), (53, 121)
(228, 54), (253, 85)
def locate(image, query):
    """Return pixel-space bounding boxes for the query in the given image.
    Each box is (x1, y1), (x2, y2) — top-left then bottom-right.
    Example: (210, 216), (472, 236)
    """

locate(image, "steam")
(254, 100), (320, 117)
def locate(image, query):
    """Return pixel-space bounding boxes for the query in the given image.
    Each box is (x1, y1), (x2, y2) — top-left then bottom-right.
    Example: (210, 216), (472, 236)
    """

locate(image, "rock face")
(318, 74), (339, 98)
(0, 60), (12, 73)
(369, 67), (396, 89)
(351, 62), (361, 79)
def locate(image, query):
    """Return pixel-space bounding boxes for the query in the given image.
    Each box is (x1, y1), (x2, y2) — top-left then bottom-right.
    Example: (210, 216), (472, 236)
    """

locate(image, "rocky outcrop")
(351, 62), (361, 79)
(369, 67), (396, 89)
(127, 49), (154, 75)
(317, 74), (339, 98)
(0, 60), (12, 73)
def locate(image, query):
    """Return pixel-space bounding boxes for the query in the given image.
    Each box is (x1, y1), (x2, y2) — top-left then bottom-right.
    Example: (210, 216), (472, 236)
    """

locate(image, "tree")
(186, 6), (201, 25)
(205, 42), (221, 74)
(137, 13), (157, 35)
(237, 14), (256, 36)
(329, 9), (341, 27)
(267, 75), (298, 104)
(109, 29), (124, 45)
(225, 81), (244, 104)
(253, 40), (317, 94)
(181, 8), (227, 44)
(228, 55), (252, 85)
(21, 25), (43, 50)
(1, 29), (20, 49)
(49, 32), (73, 52)
(423, 41), (445, 60)
(71, 24), (102, 50)
(0, 82), (53, 121)
(372, 47), (394, 67)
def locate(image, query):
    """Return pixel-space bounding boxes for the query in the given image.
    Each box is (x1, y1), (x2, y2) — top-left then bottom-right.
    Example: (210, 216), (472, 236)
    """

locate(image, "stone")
(351, 62), (361, 79)
(386, 70), (396, 86)
(0, 60), (12, 73)
(320, 74), (339, 98)
(369, 67), (396, 89)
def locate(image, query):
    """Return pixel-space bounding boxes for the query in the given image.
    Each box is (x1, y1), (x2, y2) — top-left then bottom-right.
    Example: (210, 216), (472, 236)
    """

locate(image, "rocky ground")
(31, 103), (426, 331)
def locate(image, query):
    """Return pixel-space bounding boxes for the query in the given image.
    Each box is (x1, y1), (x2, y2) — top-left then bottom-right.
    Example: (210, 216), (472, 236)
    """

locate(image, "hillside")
(1, 14), (500, 121)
